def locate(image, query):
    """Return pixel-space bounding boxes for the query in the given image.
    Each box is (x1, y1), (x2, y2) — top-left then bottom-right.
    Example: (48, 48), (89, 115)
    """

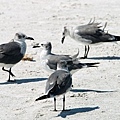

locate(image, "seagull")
(35, 60), (72, 111)
(0, 32), (34, 82)
(39, 41), (99, 74)
(61, 20), (120, 58)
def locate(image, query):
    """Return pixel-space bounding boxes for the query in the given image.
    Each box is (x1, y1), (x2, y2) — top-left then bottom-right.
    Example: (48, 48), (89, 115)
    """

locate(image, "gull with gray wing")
(61, 20), (120, 58)
(0, 32), (34, 82)
(38, 41), (99, 74)
(35, 60), (72, 111)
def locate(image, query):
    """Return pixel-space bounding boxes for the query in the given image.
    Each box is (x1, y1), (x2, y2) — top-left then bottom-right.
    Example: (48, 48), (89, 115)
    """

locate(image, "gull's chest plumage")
(40, 50), (54, 73)
(16, 40), (26, 55)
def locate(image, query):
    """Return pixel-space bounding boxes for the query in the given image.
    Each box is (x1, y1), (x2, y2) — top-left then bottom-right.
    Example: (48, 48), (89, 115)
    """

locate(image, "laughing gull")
(39, 41), (99, 74)
(35, 60), (72, 111)
(61, 20), (120, 58)
(0, 32), (34, 82)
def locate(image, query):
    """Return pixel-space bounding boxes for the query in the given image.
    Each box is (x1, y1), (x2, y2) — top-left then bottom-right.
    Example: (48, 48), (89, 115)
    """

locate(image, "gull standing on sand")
(0, 33), (34, 82)
(35, 60), (72, 111)
(61, 20), (120, 58)
(38, 41), (99, 74)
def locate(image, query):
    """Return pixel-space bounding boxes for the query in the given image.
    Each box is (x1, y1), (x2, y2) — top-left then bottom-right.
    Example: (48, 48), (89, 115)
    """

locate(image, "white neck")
(69, 29), (75, 39)
(57, 66), (69, 72)
(15, 39), (26, 55)
(40, 49), (51, 59)
(66, 27), (75, 39)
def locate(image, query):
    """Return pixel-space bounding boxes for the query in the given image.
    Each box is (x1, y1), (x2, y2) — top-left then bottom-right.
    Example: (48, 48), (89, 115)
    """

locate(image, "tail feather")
(69, 62), (100, 75)
(115, 36), (120, 41)
(35, 94), (49, 101)
(85, 62), (100, 67)
(68, 62), (99, 71)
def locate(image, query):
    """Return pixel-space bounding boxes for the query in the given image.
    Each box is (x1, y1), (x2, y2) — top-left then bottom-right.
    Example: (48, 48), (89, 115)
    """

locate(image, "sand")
(0, 0), (120, 120)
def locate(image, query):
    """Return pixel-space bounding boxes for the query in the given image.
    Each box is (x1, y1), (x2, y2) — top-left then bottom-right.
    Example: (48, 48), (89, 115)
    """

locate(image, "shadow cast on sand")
(0, 77), (47, 85)
(87, 56), (120, 60)
(70, 88), (116, 93)
(57, 106), (99, 118)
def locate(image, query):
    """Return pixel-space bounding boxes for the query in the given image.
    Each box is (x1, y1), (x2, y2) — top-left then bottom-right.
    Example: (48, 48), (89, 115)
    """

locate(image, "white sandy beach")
(0, 0), (120, 120)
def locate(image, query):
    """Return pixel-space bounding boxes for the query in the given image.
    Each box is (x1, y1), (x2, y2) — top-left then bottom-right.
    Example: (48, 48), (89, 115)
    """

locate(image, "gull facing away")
(0, 33), (34, 82)
(61, 20), (120, 58)
(35, 60), (72, 111)
(38, 41), (99, 74)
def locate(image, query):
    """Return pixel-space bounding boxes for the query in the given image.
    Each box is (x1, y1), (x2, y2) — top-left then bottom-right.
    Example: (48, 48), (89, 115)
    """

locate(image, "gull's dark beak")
(61, 36), (65, 44)
(32, 43), (40, 48)
(32, 45), (40, 48)
(26, 37), (34, 40)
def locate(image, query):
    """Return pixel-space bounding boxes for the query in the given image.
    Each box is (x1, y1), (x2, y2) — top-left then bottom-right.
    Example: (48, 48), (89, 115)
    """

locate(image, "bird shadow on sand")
(70, 88), (116, 93)
(87, 56), (120, 60)
(0, 77), (47, 85)
(57, 106), (99, 118)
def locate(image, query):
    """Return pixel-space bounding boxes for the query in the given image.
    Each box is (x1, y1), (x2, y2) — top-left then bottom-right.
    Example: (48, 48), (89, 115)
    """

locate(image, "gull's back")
(45, 70), (72, 96)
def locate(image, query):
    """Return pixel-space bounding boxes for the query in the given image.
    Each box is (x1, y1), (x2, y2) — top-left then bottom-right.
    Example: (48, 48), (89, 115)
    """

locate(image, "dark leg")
(54, 97), (57, 111)
(8, 69), (11, 82)
(62, 95), (70, 111)
(86, 45), (90, 58)
(82, 45), (90, 59)
(8, 68), (16, 82)
(84, 45), (87, 58)
(2, 67), (15, 82)
(80, 45), (88, 59)
(9, 68), (15, 77)
(62, 95), (65, 111)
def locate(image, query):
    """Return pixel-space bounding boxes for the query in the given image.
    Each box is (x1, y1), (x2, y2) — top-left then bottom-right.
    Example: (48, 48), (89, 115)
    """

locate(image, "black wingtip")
(35, 94), (49, 101)
(115, 36), (120, 41)
(86, 62), (100, 67)
(35, 97), (41, 101)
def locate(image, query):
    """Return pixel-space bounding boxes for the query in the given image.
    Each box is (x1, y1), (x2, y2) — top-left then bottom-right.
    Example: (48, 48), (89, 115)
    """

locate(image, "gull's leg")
(8, 68), (16, 82)
(82, 45), (87, 59)
(85, 45), (90, 58)
(8, 69), (11, 82)
(54, 97), (57, 111)
(62, 95), (70, 111)
(84, 45), (87, 57)
(2, 67), (15, 82)
(62, 95), (65, 111)
(80, 45), (87, 59)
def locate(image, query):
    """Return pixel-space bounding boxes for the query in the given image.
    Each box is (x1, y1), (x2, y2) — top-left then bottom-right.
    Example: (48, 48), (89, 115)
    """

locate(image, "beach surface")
(0, 0), (120, 120)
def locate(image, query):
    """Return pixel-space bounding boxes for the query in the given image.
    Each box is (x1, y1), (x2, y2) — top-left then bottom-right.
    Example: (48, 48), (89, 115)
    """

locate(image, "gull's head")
(40, 41), (52, 51)
(14, 32), (34, 41)
(57, 60), (68, 71)
(61, 26), (71, 44)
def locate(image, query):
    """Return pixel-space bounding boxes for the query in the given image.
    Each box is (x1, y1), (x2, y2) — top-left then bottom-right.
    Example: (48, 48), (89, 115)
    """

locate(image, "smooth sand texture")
(0, 0), (120, 120)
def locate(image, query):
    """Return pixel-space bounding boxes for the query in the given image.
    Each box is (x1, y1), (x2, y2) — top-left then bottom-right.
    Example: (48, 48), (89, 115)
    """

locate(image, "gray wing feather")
(74, 23), (115, 44)
(75, 23), (101, 35)
(0, 42), (21, 55)
(46, 54), (72, 70)
(74, 23), (103, 44)
(45, 70), (72, 96)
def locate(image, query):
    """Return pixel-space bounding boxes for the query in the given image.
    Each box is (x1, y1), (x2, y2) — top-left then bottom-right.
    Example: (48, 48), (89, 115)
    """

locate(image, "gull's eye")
(41, 44), (44, 46)
(22, 34), (25, 38)
(46, 45), (49, 48)
(18, 34), (22, 39)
